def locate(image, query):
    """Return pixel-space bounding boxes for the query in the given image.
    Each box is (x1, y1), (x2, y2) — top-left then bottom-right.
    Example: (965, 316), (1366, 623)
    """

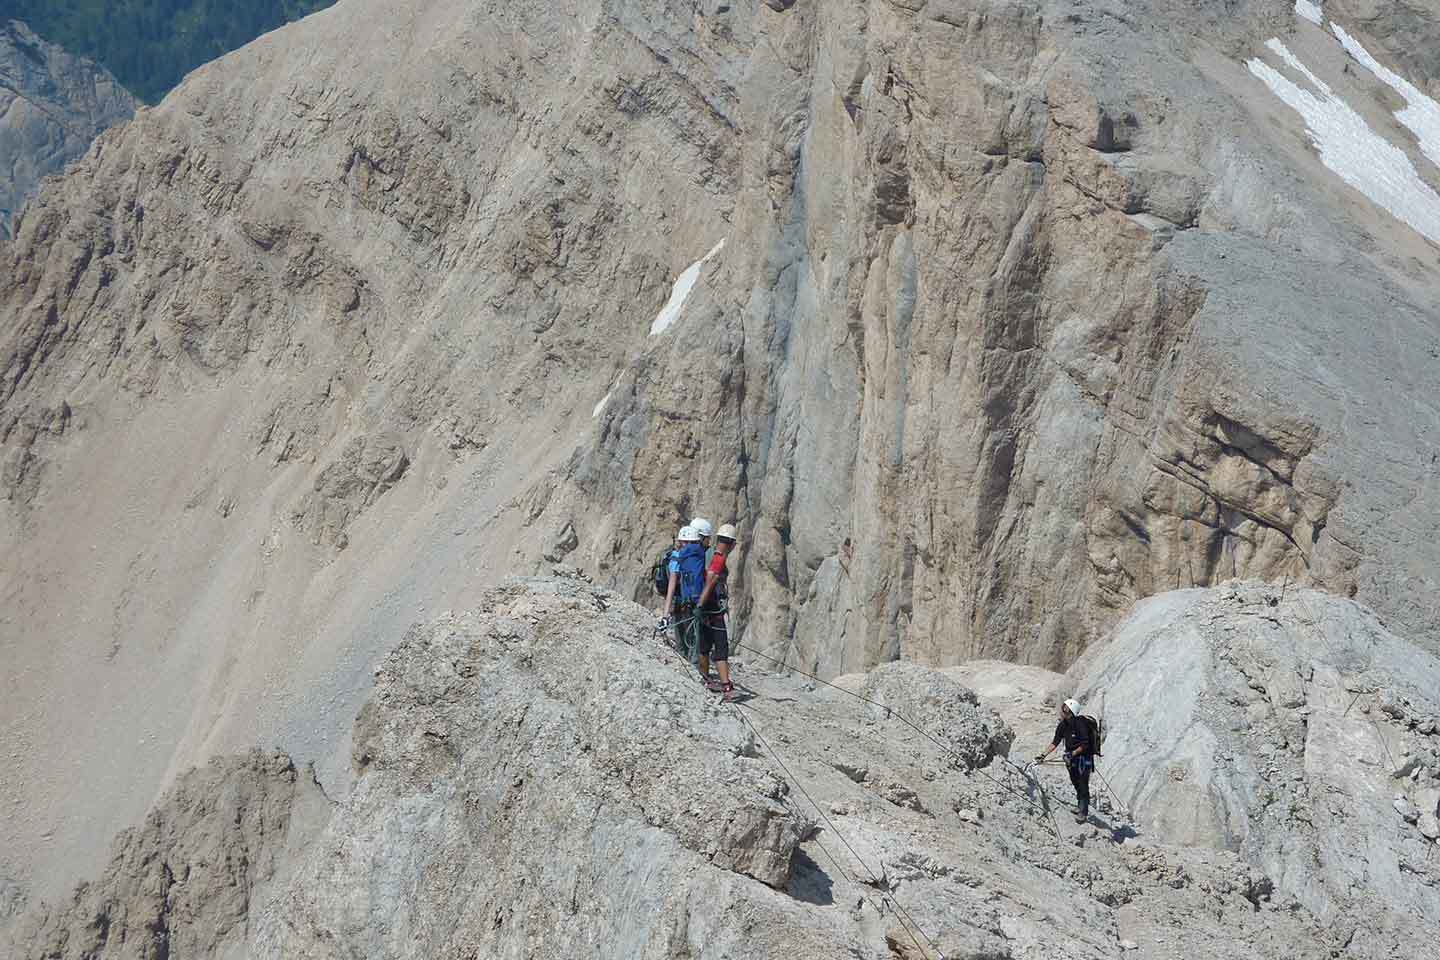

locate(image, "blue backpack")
(675, 543), (707, 604)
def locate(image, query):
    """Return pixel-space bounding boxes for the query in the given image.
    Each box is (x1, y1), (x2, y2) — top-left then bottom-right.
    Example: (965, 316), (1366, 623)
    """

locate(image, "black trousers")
(1067, 755), (1092, 813)
(697, 608), (728, 662)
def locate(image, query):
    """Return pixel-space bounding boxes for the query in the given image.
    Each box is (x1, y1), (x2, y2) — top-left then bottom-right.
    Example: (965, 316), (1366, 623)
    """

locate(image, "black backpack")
(1080, 715), (1104, 756)
(650, 549), (672, 597)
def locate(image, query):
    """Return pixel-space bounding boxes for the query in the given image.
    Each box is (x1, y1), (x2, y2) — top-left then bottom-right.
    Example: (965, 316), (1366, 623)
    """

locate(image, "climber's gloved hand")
(657, 617), (670, 630)
(1034, 754), (1046, 763)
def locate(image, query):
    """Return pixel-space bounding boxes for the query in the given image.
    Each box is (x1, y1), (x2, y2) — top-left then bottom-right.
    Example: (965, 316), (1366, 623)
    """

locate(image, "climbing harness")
(1020, 751), (1133, 822)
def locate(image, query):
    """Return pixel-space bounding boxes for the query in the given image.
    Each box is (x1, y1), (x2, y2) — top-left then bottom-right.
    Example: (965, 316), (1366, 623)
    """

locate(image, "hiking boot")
(702, 676), (723, 692)
(1075, 810), (1089, 823)
(721, 682), (735, 702)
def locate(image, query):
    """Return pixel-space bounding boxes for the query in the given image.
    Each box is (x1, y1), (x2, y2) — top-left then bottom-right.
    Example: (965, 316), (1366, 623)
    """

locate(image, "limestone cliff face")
(0, 21), (135, 238)
(3, 0), (1440, 911)
(571, 0), (1440, 677)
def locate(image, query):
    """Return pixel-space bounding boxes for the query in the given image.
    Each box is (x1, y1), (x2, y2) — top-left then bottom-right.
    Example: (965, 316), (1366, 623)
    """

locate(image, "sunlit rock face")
(1073, 582), (1440, 956)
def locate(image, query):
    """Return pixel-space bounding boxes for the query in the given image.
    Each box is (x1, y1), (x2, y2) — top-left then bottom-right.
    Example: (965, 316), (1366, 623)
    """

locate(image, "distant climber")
(696, 523), (738, 700)
(1035, 698), (1095, 822)
(655, 526), (684, 604)
(657, 525), (691, 652)
(665, 526), (709, 667)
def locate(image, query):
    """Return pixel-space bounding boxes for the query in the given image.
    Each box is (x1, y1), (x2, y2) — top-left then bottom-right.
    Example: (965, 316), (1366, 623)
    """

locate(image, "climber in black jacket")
(1036, 698), (1095, 823)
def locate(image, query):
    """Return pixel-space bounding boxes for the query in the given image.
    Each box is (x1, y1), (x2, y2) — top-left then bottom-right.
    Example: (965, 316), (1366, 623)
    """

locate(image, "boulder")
(1265, 665), (1306, 710)
(1073, 583), (1440, 951)
(1377, 689), (1409, 722)
(858, 662), (1014, 770)
(1394, 797), (1419, 824)
(1393, 756), (1421, 780)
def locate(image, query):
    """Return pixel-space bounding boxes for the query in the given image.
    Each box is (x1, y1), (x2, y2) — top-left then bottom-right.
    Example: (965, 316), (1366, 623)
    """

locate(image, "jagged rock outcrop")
(0, 21), (134, 237)
(292, 433), (410, 548)
(4, 0), (1440, 917)
(256, 576), (853, 958)
(1072, 582), (1440, 960)
(856, 661), (1015, 769)
(2, 751), (328, 959)
(14, 576), (1436, 959)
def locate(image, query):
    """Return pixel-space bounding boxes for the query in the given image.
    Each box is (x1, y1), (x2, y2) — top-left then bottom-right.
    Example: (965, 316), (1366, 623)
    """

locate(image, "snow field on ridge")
(1295, 1), (1323, 28)
(1330, 24), (1440, 174)
(1248, 36), (1440, 245)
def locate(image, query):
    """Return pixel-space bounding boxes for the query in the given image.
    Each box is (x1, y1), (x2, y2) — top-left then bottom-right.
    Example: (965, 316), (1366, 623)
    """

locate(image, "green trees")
(9, 1), (338, 103)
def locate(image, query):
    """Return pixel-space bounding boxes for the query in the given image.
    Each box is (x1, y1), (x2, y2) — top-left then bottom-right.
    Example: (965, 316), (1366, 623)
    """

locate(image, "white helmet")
(716, 523), (738, 541)
(689, 518), (713, 539)
(678, 526), (701, 542)
(1063, 698), (1081, 716)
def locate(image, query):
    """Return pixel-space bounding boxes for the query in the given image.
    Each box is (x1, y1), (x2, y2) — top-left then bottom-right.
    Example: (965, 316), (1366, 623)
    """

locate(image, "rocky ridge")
(0, 20), (135, 237)
(8, 575), (1437, 959)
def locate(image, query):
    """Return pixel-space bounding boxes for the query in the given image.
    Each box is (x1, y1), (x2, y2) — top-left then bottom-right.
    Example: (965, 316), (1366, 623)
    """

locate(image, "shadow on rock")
(785, 849), (834, 907)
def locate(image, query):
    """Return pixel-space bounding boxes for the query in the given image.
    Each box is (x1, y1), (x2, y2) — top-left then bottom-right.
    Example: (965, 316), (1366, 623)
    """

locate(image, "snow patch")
(648, 240), (725, 336)
(1295, 1), (1323, 26)
(1249, 39), (1440, 245)
(1331, 24), (1440, 173)
(591, 390), (612, 419)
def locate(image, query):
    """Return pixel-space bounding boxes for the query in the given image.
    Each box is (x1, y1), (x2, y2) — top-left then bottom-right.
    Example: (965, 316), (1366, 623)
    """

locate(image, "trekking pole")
(1092, 764), (1132, 819)
(1005, 756), (1065, 840)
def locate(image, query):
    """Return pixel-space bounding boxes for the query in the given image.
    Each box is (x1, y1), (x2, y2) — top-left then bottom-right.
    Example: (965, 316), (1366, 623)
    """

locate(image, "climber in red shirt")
(696, 523), (737, 700)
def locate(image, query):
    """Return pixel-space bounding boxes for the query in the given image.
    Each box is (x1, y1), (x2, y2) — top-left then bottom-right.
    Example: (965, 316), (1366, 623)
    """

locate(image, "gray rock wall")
(574, 0), (1440, 674)
(0, 21), (135, 238)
